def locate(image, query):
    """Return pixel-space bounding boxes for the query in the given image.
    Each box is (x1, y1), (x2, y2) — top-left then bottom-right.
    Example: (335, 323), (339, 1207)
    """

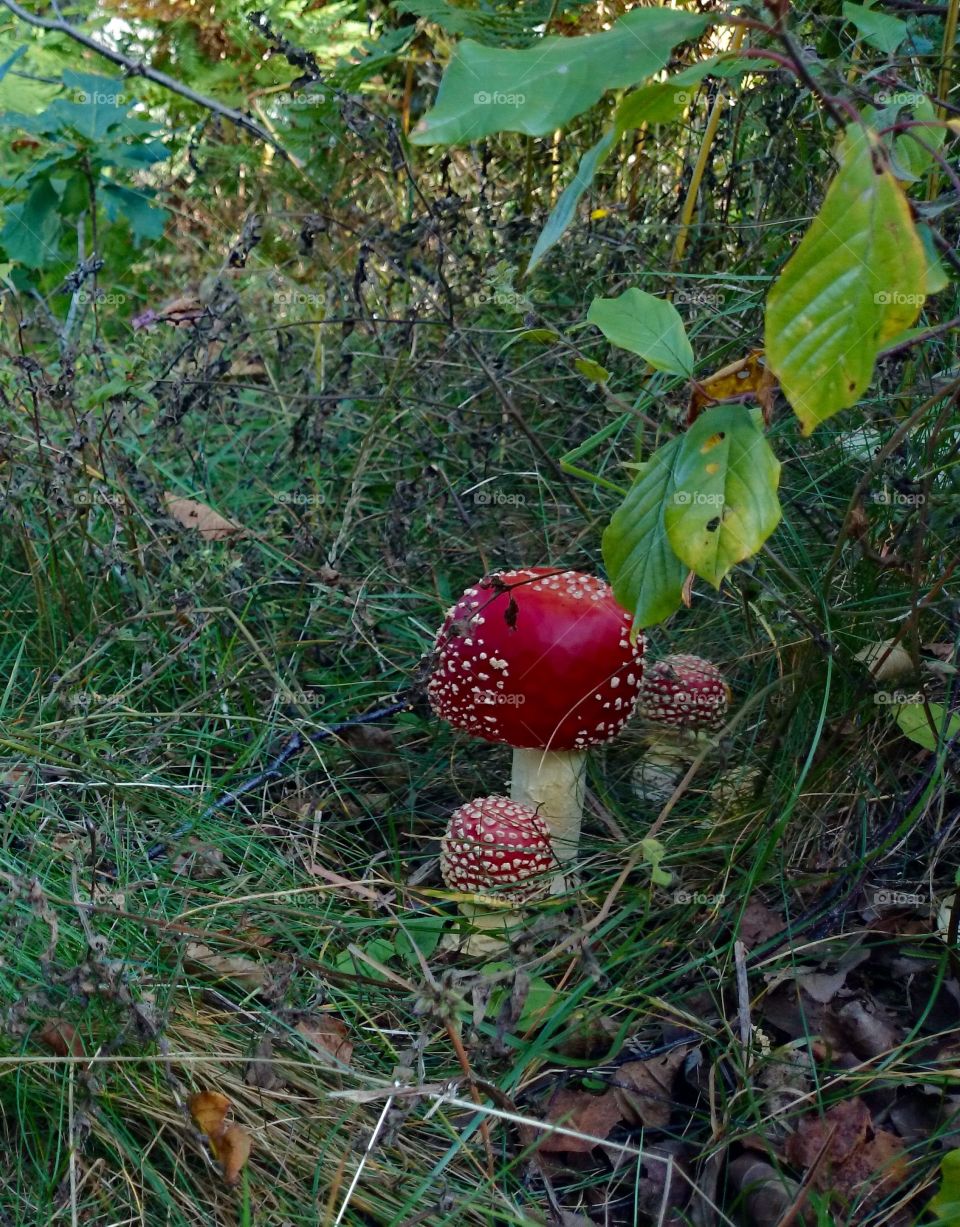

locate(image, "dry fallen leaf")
(184, 942), (268, 991)
(294, 1014), (353, 1066)
(189, 1090), (253, 1185)
(534, 1088), (624, 1153)
(855, 639), (915, 683)
(163, 494), (245, 542)
(785, 1097), (906, 1209)
(37, 1020), (84, 1061)
(613, 1044), (690, 1129)
(226, 357), (268, 379)
(738, 899), (784, 950)
(688, 350), (776, 425)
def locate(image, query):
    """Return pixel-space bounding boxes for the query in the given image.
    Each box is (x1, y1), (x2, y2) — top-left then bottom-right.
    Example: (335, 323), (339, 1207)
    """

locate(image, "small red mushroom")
(638, 654), (730, 733)
(428, 568), (644, 869)
(440, 796), (554, 903)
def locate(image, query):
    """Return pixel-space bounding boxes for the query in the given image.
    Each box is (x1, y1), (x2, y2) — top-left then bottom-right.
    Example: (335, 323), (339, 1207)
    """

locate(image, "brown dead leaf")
(218, 1125), (253, 1183)
(184, 942), (268, 991)
(535, 1088), (624, 1153)
(294, 1014), (353, 1065)
(613, 1045), (690, 1129)
(785, 1097), (906, 1209)
(189, 1090), (253, 1185)
(738, 899), (783, 950)
(37, 1020), (84, 1061)
(688, 350), (776, 425)
(163, 494), (244, 541)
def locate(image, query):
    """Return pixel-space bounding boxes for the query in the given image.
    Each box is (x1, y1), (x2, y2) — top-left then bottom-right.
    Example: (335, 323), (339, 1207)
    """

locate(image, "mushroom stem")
(510, 747), (586, 868)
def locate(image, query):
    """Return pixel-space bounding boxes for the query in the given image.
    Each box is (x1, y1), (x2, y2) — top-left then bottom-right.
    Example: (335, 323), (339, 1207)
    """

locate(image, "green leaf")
(765, 125), (927, 434)
(527, 128), (616, 273)
(409, 7), (709, 145)
(602, 434), (688, 630)
(101, 183), (168, 244)
(928, 1149), (960, 1224)
(0, 175), (62, 268)
(842, 2), (908, 53)
(663, 405), (781, 589)
(587, 288), (693, 376)
(614, 55), (770, 133)
(895, 702), (960, 752)
(394, 916), (444, 964)
(641, 838), (672, 886)
(46, 72), (130, 141)
(574, 357), (610, 383)
(892, 96), (946, 181)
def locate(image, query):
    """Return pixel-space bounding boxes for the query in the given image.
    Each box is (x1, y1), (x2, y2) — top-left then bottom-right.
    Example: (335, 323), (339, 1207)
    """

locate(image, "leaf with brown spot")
(294, 1014), (353, 1065)
(163, 494), (245, 541)
(189, 1091), (253, 1185)
(688, 350), (776, 426)
(612, 1044), (690, 1128)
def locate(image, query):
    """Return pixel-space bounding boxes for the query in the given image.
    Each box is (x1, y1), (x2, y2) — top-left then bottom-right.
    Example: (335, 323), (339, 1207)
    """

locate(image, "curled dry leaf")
(785, 1096), (906, 1210)
(688, 350), (776, 426)
(163, 494), (244, 541)
(188, 1090), (253, 1185)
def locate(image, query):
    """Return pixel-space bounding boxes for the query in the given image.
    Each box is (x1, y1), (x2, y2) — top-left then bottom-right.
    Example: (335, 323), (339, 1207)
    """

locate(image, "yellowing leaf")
(688, 350), (776, 425)
(765, 125), (927, 434)
(163, 494), (244, 541)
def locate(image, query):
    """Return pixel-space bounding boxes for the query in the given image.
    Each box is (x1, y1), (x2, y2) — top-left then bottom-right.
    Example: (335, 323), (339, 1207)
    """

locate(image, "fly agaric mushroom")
(632, 654), (731, 806)
(440, 795), (553, 950)
(638, 654), (730, 733)
(441, 795), (554, 901)
(428, 568), (644, 871)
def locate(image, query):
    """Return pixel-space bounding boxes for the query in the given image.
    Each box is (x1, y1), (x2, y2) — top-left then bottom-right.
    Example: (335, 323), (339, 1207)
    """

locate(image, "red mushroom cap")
(440, 795), (554, 901)
(428, 568), (645, 751)
(638, 653), (730, 732)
